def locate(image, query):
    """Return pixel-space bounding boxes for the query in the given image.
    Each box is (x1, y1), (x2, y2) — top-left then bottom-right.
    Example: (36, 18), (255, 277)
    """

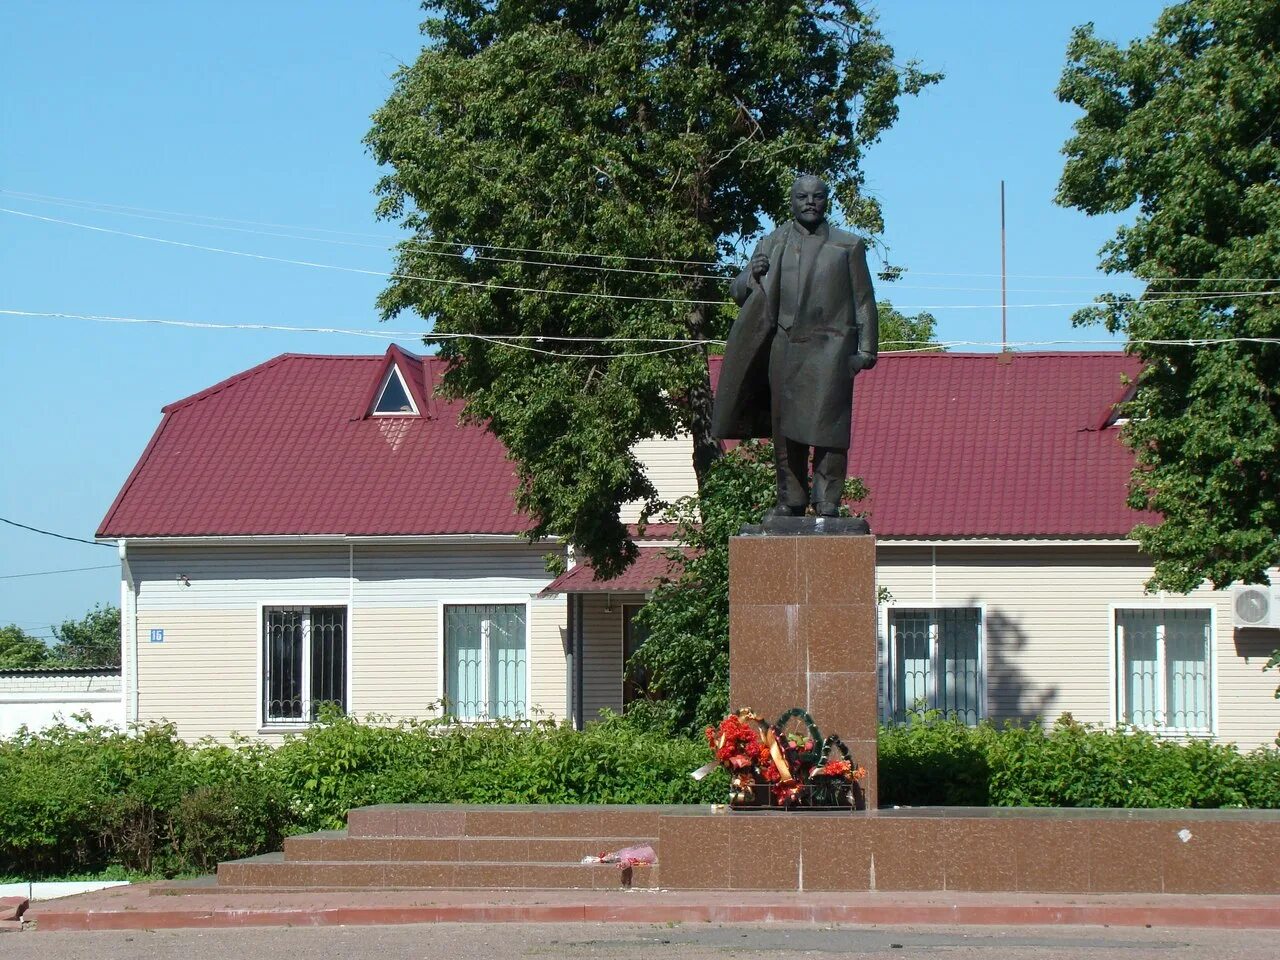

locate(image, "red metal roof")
(99, 348), (1149, 540)
(542, 547), (681, 593)
(98, 348), (527, 537)
(844, 351), (1150, 538)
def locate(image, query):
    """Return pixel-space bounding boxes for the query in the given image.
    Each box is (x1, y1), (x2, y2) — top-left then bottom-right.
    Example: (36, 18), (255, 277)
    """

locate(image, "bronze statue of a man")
(712, 175), (878, 518)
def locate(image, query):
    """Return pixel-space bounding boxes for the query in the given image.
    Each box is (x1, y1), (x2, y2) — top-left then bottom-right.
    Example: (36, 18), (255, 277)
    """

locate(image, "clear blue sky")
(1, 1), (1166, 634)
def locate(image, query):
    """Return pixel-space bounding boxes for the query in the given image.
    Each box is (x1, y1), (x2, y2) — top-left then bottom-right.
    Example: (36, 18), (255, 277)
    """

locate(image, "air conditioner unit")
(1232, 585), (1280, 629)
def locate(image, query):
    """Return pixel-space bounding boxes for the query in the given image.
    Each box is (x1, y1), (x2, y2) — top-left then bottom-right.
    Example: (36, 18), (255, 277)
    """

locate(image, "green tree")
(0, 624), (50, 669)
(626, 442), (772, 734)
(878, 301), (939, 352)
(49, 605), (121, 668)
(1055, 0), (1280, 593)
(367, 1), (938, 577)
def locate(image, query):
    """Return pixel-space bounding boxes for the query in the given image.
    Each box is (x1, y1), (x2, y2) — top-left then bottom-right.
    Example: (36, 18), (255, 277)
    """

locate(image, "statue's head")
(790, 175), (829, 229)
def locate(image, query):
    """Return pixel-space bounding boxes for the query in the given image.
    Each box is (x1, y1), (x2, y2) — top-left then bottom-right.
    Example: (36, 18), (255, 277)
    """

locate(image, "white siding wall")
(578, 592), (648, 722)
(879, 544), (1280, 751)
(620, 435), (699, 523)
(120, 536), (1280, 750)
(575, 543), (1280, 750)
(126, 543), (566, 741)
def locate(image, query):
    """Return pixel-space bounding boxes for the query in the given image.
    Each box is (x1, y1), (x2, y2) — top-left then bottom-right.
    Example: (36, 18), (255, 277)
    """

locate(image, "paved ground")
(6, 922), (1280, 959)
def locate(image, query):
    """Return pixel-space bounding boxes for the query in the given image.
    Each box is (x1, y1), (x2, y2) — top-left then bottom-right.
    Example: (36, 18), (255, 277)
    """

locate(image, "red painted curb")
(26, 901), (1280, 932)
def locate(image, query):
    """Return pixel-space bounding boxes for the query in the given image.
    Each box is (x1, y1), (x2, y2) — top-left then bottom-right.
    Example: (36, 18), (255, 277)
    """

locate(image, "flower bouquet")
(705, 707), (867, 810)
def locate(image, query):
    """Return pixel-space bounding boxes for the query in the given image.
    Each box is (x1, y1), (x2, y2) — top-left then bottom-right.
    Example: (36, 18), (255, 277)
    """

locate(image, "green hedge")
(1, 711), (1276, 879)
(879, 711), (1280, 809)
(0, 712), (723, 878)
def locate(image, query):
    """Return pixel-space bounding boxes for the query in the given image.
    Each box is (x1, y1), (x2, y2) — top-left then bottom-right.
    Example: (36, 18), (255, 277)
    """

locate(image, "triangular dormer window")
(372, 365), (418, 416)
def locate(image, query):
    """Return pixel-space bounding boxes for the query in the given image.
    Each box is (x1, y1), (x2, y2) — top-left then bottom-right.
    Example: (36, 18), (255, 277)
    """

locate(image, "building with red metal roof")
(98, 347), (1279, 749)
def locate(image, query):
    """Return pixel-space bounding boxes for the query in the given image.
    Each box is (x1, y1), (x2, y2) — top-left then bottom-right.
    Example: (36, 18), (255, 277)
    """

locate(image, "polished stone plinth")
(728, 534), (878, 807)
(211, 803), (1280, 895)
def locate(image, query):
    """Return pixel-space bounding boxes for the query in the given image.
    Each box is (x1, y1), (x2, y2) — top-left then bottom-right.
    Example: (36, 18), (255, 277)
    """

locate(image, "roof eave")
(105, 533), (535, 546)
(876, 535), (1138, 547)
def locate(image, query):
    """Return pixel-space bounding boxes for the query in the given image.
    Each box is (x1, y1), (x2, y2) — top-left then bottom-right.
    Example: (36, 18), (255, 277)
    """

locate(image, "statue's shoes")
(762, 503), (805, 520)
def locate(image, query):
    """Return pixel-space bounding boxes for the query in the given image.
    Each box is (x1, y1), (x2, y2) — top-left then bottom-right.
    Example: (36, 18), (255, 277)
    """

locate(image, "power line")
(8, 208), (1280, 312)
(0, 188), (726, 267)
(9, 308), (1280, 354)
(8, 188), (1280, 285)
(0, 310), (723, 356)
(0, 207), (730, 307)
(0, 516), (113, 547)
(0, 563), (117, 581)
(1, 191), (734, 281)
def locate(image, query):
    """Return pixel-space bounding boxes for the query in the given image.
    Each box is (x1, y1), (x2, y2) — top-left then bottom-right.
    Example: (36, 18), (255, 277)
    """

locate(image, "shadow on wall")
(877, 599), (1061, 807)
(983, 601), (1060, 727)
(1235, 628), (1279, 666)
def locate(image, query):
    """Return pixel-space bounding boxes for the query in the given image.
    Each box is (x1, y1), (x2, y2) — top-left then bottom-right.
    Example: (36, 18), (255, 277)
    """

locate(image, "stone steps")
(216, 852), (657, 890)
(346, 804), (673, 839)
(209, 804), (1280, 895)
(284, 831), (655, 863)
(214, 806), (672, 891)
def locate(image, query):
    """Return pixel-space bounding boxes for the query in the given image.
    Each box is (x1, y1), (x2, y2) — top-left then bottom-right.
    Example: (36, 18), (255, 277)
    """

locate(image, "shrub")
(1, 710), (1275, 880)
(985, 715), (1280, 809)
(269, 711), (723, 832)
(878, 709), (993, 806)
(879, 711), (1280, 810)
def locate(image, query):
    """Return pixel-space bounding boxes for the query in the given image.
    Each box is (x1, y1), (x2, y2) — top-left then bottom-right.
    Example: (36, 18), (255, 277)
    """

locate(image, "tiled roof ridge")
(161, 353), (369, 413)
(871, 351), (1131, 359)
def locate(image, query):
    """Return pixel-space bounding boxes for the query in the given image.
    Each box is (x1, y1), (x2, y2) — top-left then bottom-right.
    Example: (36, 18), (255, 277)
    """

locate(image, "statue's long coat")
(712, 222), (878, 450)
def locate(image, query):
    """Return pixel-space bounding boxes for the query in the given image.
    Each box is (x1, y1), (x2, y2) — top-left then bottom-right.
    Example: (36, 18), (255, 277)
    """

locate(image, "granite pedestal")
(728, 532), (879, 808)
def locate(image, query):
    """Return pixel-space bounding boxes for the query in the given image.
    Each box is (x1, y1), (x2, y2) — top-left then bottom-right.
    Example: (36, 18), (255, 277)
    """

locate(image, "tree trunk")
(686, 301), (723, 491)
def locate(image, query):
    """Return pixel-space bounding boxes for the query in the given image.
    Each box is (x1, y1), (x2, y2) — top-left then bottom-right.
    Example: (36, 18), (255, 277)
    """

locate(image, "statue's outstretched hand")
(749, 252), (770, 280)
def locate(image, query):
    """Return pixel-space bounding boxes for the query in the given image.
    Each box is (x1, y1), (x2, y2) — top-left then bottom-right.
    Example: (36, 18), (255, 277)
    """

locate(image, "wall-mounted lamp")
(176, 574), (191, 587)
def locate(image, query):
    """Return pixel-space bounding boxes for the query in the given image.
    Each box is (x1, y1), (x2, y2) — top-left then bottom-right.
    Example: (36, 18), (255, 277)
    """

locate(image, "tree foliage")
(1056, 0), (1280, 591)
(367, 1), (938, 577)
(0, 625), (50, 669)
(48, 605), (121, 668)
(877, 301), (938, 352)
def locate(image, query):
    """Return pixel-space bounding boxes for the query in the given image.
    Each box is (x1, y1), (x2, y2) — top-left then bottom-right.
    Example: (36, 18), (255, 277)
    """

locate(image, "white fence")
(0, 668), (123, 737)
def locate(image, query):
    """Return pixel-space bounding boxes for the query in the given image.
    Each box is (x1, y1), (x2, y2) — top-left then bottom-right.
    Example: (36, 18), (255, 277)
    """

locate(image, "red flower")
(820, 758), (853, 779)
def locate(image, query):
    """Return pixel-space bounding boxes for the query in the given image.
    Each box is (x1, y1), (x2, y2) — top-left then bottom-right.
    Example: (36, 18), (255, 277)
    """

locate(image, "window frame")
(1108, 602), (1217, 736)
(371, 365), (419, 417)
(435, 597), (533, 722)
(881, 602), (987, 725)
(256, 600), (351, 732)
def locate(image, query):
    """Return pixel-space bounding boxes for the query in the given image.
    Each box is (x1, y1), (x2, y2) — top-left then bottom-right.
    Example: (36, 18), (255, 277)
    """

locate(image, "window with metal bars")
(1115, 608), (1212, 734)
(262, 606), (347, 724)
(888, 607), (984, 725)
(443, 604), (527, 721)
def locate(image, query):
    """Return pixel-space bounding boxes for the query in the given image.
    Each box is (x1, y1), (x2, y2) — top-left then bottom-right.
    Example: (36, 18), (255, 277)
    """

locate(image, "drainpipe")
(566, 591), (576, 725)
(574, 593), (585, 731)
(118, 539), (138, 723)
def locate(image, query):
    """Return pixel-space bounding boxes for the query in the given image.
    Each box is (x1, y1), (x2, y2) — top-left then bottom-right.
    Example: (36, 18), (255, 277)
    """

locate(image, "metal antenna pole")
(1001, 180), (1008, 353)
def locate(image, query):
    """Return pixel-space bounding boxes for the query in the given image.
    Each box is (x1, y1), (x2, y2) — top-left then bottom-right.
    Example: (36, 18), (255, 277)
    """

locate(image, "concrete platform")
(22, 883), (1280, 931)
(213, 803), (1280, 896)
